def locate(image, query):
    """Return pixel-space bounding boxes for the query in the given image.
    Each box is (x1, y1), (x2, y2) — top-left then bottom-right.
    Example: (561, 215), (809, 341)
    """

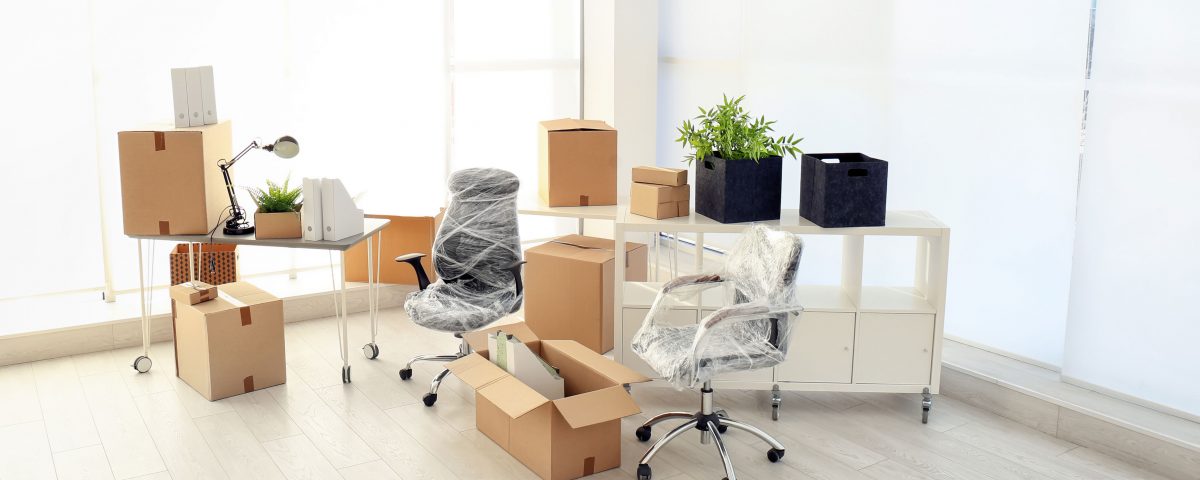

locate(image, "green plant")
(247, 176), (302, 213)
(675, 94), (803, 164)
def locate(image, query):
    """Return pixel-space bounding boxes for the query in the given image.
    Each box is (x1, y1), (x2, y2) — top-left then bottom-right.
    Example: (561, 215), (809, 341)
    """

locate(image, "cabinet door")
(853, 313), (935, 385)
(621, 307), (697, 379)
(775, 312), (855, 383)
(701, 309), (774, 383)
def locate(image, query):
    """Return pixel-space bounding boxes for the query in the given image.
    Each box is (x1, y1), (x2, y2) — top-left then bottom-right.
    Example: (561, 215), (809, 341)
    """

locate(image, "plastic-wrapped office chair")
(630, 225), (803, 480)
(395, 168), (525, 407)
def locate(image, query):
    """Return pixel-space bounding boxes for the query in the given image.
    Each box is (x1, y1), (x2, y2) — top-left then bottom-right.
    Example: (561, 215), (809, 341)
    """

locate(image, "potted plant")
(677, 95), (803, 223)
(248, 177), (303, 239)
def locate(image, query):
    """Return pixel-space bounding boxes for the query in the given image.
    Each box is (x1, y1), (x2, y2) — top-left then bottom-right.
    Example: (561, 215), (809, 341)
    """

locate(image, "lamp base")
(223, 217), (255, 236)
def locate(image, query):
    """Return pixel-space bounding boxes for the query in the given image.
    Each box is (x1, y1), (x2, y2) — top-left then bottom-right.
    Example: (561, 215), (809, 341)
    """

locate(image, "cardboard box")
(538, 119), (617, 207)
(175, 281), (217, 305)
(118, 121), (232, 235)
(344, 213), (440, 284)
(632, 166), (687, 186)
(168, 281), (285, 401)
(631, 183), (690, 220)
(169, 243), (237, 286)
(451, 323), (650, 480)
(524, 235), (647, 353)
(254, 211), (302, 239)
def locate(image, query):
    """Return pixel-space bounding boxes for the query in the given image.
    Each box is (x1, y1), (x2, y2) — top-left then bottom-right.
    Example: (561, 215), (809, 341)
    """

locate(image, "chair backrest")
(432, 168), (522, 294)
(720, 225), (804, 355)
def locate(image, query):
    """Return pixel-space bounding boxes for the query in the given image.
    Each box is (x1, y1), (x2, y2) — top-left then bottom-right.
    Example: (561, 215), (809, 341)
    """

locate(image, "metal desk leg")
(577, 217), (585, 235)
(362, 233), (381, 360)
(187, 242), (195, 283)
(695, 232), (705, 272)
(338, 251), (352, 383)
(132, 239), (153, 373)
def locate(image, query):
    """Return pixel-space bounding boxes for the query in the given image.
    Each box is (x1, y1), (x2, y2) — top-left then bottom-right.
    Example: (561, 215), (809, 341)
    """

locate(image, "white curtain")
(1063, 0), (1200, 416)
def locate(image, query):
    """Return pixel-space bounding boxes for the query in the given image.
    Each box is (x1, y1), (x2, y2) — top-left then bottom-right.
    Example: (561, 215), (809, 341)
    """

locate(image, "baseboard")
(0, 284), (414, 367)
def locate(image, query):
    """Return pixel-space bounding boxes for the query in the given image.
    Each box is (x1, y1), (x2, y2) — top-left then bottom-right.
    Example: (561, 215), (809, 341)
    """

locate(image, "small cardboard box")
(168, 281), (285, 401)
(451, 323), (651, 480)
(175, 281), (217, 305)
(631, 183), (690, 220)
(538, 119), (617, 207)
(118, 121), (232, 235)
(344, 213), (440, 284)
(632, 166), (687, 186)
(524, 235), (647, 353)
(254, 211), (302, 239)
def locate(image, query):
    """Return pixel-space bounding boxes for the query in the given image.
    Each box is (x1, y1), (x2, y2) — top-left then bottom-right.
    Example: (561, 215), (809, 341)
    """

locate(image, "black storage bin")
(800, 153), (888, 227)
(695, 155), (783, 224)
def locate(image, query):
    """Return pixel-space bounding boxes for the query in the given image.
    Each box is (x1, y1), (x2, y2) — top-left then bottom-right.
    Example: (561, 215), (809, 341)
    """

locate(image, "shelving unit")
(614, 209), (950, 421)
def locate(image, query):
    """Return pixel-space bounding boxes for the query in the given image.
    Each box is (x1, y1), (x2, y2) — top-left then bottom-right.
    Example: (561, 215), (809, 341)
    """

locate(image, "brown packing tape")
(240, 307), (252, 326)
(580, 195), (589, 206)
(159, 221), (170, 234)
(154, 131), (165, 151)
(243, 376), (254, 393)
(584, 457), (595, 476)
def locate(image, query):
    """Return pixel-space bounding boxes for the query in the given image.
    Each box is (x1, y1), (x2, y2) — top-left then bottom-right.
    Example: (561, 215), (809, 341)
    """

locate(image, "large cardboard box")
(118, 121), (232, 235)
(538, 119), (617, 207)
(168, 281), (285, 401)
(631, 182), (690, 220)
(524, 235), (647, 353)
(451, 323), (651, 480)
(344, 213), (440, 284)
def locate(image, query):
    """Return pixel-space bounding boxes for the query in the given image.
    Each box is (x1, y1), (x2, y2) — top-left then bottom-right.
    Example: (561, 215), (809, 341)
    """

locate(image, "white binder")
(184, 68), (204, 127)
(301, 178), (324, 241)
(170, 68), (189, 128)
(320, 178), (364, 241)
(488, 331), (565, 400)
(198, 66), (218, 125)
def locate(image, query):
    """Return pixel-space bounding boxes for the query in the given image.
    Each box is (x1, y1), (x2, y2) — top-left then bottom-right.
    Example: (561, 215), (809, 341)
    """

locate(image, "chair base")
(635, 382), (785, 480)
(398, 335), (471, 407)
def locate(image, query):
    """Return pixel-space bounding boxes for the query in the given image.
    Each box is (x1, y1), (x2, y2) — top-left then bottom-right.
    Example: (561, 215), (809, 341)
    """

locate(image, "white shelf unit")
(613, 209), (951, 398)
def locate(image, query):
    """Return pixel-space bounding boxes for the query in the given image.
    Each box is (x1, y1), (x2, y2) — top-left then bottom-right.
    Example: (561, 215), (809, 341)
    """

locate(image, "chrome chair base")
(398, 335), (471, 407)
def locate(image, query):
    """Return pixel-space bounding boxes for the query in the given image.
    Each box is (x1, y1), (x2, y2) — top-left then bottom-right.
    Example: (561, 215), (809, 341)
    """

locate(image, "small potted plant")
(677, 95), (803, 223)
(248, 177), (303, 239)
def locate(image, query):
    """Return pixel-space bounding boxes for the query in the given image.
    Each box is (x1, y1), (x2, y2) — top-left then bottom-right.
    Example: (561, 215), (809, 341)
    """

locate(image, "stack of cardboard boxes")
(630, 166), (690, 219)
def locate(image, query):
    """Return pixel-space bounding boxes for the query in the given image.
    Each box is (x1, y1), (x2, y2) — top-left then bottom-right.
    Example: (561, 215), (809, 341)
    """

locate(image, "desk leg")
(339, 251), (352, 383)
(362, 233), (381, 360)
(577, 218), (585, 235)
(695, 232), (705, 272)
(187, 242), (195, 283)
(132, 239), (153, 373)
(614, 225), (625, 363)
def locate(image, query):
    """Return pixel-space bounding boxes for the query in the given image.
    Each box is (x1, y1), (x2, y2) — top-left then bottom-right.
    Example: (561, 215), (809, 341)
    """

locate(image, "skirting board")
(0, 284), (414, 367)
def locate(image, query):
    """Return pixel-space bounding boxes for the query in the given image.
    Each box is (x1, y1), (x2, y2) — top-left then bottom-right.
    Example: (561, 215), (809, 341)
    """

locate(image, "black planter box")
(695, 155), (782, 224)
(800, 153), (888, 228)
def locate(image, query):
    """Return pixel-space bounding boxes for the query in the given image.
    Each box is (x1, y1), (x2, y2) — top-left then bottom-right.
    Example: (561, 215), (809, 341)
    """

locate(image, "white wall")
(1063, 0), (1200, 416)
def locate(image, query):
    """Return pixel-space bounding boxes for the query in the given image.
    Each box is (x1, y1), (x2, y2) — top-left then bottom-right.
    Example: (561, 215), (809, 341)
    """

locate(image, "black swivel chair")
(630, 225), (804, 480)
(395, 168), (525, 407)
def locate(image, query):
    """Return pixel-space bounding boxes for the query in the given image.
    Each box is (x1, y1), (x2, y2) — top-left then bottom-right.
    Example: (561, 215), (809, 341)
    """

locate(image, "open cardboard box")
(450, 322), (650, 480)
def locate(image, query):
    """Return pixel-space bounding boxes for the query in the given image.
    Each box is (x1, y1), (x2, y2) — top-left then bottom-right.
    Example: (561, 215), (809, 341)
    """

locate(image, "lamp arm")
(219, 162), (242, 215)
(221, 140), (261, 170)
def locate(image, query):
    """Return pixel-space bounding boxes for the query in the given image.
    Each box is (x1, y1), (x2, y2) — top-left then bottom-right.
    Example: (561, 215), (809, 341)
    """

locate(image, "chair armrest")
(501, 260), (526, 312)
(661, 274), (723, 294)
(394, 253), (431, 291)
(687, 302), (803, 387)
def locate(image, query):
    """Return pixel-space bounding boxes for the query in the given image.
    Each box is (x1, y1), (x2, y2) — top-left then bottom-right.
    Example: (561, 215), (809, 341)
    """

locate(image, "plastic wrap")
(631, 225), (804, 388)
(404, 168), (523, 332)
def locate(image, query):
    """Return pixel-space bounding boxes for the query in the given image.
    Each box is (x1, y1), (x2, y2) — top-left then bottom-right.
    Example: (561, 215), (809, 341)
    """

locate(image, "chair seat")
(632, 322), (783, 384)
(404, 281), (517, 333)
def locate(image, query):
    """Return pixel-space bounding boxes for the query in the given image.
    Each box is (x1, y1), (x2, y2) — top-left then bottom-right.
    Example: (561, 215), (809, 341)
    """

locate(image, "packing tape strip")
(216, 291), (253, 326)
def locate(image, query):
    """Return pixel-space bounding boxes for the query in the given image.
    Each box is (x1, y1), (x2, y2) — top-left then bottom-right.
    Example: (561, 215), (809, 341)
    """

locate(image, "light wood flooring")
(0, 308), (1178, 480)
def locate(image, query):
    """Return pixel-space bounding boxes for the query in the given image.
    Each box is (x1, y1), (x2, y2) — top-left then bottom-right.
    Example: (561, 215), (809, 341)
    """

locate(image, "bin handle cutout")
(848, 169), (869, 177)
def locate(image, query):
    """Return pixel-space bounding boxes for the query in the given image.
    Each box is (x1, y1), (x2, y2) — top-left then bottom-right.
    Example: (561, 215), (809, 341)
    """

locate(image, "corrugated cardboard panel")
(475, 393), (512, 450)
(445, 354), (509, 390)
(538, 120), (616, 207)
(550, 415), (622, 480)
(552, 385), (641, 429)
(509, 402), (554, 480)
(462, 321), (540, 354)
(540, 118), (615, 132)
(478, 375), (548, 419)
(117, 121), (231, 236)
(173, 299), (213, 399)
(632, 166), (688, 186)
(344, 214), (438, 283)
(543, 340), (651, 386)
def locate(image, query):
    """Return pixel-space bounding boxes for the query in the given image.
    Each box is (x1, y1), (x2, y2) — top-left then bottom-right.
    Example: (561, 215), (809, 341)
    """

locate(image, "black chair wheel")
(635, 426), (652, 442)
(422, 393), (438, 407)
(767, 448), (785, 463)
(399, 368), (413, 380)
(718, 424), (728, 434)
(636, 463), (651, 480)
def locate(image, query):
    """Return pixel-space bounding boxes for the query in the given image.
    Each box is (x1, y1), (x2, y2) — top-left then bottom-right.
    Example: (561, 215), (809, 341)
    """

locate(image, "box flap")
(540, 118), (615, 132)
(534, 235), (645, 257)
(463, 321), (541, 353)
(552, 385), (642, 428)
(446, 354), (510, 390)
(478, 375), (549, 419)
(544, 340), (652, 385)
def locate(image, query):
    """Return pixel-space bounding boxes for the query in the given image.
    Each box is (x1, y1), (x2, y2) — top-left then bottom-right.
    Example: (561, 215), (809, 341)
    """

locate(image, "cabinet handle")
(843, 346), (849, 351)
(922, 348), (929, 353)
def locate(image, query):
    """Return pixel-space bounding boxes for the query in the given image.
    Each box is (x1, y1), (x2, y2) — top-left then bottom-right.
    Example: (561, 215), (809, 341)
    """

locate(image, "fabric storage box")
(538, 119), (617, 207)
(117, 121), (232, 235)
(168, 281), (285, 401)
(799, 153), (888, 228)
(449, 323), (650, 480)
(695, 155), (783, 224)
(169, 243), (237, 285)
(524, 235), (647, 353)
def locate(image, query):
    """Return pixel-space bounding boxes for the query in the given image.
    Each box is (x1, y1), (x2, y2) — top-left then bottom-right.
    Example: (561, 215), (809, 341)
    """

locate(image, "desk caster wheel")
(422, 393), (438, 407)
(362, 343), (379, 360)
(767, 448), (786, 463)
(399, 368), (413, 380)
(635, 426), (652, 442)
(636, 463), (651, 480)
(341, 366), (352, 384)
(921, 387), (932, 424)
(132, 356), (152, 373)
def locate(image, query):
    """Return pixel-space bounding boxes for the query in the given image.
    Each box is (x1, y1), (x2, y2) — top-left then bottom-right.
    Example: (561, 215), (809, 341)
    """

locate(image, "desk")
(127, 218), (390, 383)
(517, 197), (620, 235)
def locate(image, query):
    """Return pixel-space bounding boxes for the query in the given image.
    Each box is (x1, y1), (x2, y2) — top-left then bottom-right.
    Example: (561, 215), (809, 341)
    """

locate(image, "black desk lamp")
(218, 136), (300, 235)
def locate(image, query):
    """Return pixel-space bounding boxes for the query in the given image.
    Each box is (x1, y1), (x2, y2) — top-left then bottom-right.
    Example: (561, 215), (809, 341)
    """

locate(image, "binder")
(198, 66), (218, 125)
(184, 68), (204, 127)
(170, 68), (189, 128)
(301, 178), (324, 241)
(320, 178), (364, 241)
(488, 331), (565, 400)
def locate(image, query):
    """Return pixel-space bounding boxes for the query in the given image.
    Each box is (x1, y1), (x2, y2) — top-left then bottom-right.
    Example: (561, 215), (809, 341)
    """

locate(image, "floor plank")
(32, 356), (102, 452)
(80, 372), (166, 479)
(338, 459), (402, 480)
(194, 411), (286, 480)
(0, 420), (57, 480)
(132, 390), (228, 479)
(53, 444), (115, 480)
(267, 371), (380, 469)
(0, 363), (43, 427)
(263, 434), (344, 480)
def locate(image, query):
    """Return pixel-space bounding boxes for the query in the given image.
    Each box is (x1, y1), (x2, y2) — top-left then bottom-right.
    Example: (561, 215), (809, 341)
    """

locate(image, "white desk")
(126, 218), (390, 383)
(517, 196), (619, 234)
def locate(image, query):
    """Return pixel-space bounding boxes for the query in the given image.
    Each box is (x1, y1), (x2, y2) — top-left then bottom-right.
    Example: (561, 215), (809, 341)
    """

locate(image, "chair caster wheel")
(635, 426), (652, 442)
(399, 368), (413, 380)
(767, 448), (785, 463)
(636, 463), (651, 480)
(717, 424), (728, 434)
(362, 343), (379, 360)
(422, 393), (437, 407)
(132, 356), (152, 373)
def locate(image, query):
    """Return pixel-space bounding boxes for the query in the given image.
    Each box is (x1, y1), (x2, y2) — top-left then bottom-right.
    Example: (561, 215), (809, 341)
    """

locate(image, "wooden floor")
(0, 308), (1176, 480)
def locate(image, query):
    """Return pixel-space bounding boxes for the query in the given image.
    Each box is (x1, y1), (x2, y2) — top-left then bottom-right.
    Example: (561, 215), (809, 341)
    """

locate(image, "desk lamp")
(218, 136), (300, 235)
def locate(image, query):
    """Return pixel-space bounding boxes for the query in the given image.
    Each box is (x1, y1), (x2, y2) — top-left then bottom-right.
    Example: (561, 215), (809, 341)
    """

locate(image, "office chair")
(395, 168), (525, 407)
(630, 224), (803, 480)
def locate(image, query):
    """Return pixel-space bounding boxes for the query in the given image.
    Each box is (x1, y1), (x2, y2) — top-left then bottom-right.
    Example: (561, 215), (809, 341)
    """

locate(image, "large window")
(0, 1), (580, 301)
